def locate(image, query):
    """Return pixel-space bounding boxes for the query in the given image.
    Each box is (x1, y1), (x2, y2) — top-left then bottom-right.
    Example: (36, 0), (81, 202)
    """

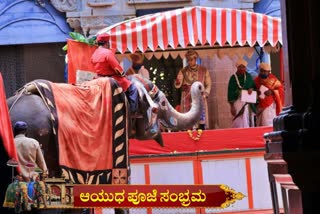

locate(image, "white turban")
(236, 58), (248, 67)
(259, 62), (271, 71)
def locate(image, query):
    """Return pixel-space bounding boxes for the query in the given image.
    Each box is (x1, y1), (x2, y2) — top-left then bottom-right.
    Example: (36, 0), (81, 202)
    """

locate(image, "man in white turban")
(227, 58), (257, 128)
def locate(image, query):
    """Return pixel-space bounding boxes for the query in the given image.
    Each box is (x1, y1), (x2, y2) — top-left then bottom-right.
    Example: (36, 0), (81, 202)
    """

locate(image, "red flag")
(67, 39), (97, 84)
(0, 72), (18, 162)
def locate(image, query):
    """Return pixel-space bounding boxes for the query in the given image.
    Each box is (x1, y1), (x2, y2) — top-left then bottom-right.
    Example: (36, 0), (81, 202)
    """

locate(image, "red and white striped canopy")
(96, 6), (282, 53)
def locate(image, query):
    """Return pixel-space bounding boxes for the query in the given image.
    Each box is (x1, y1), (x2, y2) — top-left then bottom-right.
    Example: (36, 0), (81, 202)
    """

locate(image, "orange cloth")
(50, 78), (114, 171)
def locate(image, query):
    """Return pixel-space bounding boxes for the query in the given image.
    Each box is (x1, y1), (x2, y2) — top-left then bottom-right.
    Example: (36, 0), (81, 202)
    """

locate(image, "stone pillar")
(266, 0), (320, 213)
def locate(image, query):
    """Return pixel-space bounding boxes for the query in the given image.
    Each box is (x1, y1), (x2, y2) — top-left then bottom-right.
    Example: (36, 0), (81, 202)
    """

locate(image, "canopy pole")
(279, 48), (284, 83)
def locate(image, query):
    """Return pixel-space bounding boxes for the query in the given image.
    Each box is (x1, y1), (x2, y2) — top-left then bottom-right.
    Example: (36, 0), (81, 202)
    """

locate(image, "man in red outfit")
(254, 62), (284, 126)
(91, 34), (138, 113)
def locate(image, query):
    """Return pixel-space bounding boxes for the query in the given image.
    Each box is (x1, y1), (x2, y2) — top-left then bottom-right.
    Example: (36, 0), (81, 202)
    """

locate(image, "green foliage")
(62, 44), (68, 51)
(62, 32), (97, 51)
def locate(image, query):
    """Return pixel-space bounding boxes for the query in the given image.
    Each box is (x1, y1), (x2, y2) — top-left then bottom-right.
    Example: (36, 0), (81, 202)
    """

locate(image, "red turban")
(96, 33), (110, 42)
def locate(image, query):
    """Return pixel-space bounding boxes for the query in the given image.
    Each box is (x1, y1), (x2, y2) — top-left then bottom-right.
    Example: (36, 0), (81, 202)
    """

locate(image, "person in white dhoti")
(254, 62), (284, 126)
(227, 59), (257, 128)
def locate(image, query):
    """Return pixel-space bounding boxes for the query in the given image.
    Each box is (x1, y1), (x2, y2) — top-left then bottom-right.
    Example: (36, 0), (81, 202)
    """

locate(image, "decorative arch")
(0, 0), (71, 45)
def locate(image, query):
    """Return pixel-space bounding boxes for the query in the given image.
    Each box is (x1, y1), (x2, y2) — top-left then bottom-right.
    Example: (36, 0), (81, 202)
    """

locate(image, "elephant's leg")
(128, 118), (136, 138)
(35, 195), (47, 209)
(129, 118), (144, 138)
(20, 186), (28, 211)
(42, 195), (48, 208)
(134, 118), (145, 137)
(36, 195), (41, 208)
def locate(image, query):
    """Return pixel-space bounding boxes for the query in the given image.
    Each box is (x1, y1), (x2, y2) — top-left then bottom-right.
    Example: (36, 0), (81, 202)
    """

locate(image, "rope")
(9, 81), (56, 135)
(9, 87), (27, 113)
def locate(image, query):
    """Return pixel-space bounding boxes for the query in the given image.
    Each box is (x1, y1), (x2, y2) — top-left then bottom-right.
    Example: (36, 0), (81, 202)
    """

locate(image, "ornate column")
(50, 0), (80, 32)
(265, 0), (320, 213)
(50, 0), (135, 37)
(50, 0), (257, 38)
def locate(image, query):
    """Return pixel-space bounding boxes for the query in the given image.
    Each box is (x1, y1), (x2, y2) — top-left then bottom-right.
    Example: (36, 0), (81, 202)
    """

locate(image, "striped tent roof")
(96, 6), (282, 54)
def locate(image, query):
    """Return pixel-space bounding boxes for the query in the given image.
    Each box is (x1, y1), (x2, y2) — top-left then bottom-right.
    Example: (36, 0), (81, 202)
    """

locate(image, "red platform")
(129, 126), (272, 156)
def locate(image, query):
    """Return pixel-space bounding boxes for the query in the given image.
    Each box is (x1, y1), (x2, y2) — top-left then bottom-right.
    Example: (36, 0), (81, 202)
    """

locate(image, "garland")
(188, 64), (199, 72)
(234, 73), (246, 89)
(187, 129), (203, 141)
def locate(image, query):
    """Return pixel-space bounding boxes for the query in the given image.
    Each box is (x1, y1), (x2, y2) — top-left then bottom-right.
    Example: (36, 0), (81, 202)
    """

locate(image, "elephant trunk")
(158, 81), (205, 130)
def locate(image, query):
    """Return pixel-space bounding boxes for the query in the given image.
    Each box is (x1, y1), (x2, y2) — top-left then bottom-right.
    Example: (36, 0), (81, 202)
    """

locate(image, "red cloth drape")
(67, 39), (97, 84)
(129, 126), (272, 155)
(0, 72), (19, 163)
(50, 78), (113, 171)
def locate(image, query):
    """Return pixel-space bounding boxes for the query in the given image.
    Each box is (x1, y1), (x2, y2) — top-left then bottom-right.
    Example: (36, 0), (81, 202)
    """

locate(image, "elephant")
(2, 179), (21, 212)
(5, 75), (205, 213)
(3, 176), (57, 214)
(126, 74), (205, 137)
(3, 176), (28, 213)
(31, 178), (50, 209)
